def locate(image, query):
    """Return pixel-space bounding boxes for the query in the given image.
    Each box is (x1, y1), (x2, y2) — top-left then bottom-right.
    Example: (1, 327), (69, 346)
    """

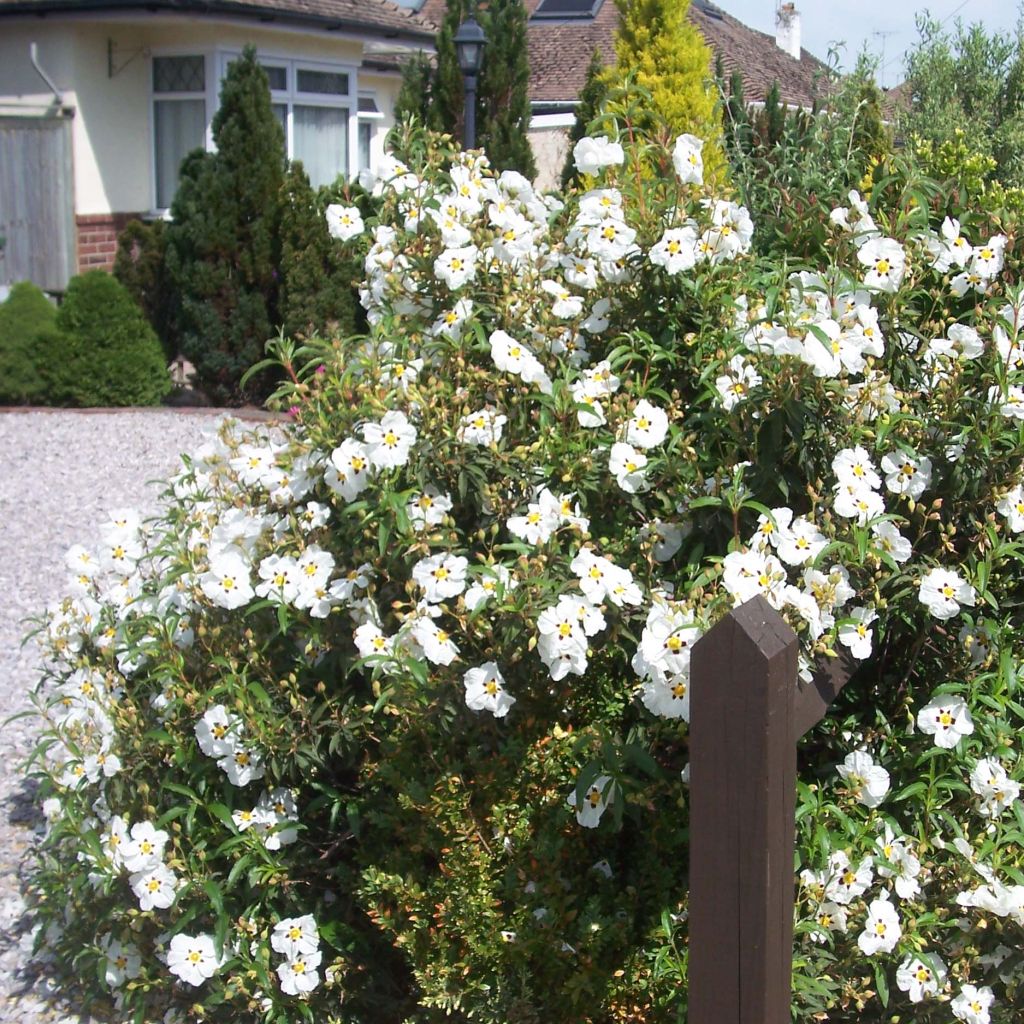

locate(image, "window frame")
(149, 47), (362, 212)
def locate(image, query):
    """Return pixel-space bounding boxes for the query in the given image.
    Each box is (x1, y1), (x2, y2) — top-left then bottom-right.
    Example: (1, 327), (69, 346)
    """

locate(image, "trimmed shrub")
(0, 281), (56, 404)
(113, 218), (179, 361)
(47, 271), (170, 407)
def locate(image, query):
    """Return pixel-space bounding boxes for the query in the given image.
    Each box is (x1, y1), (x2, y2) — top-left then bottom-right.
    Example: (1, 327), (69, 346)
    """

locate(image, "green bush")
(0, 281), (56, 404)
(25, 121), (1024, 1023)
(113, 218), (179, 361)
(46, 271), (170, 406)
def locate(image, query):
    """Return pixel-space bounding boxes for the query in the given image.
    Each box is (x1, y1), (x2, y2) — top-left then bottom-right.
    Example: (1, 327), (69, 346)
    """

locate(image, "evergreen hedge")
(0, 281), (56, 405)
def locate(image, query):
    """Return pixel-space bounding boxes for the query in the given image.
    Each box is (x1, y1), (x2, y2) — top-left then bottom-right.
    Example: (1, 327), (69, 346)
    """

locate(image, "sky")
(712, 0), (1022, 89)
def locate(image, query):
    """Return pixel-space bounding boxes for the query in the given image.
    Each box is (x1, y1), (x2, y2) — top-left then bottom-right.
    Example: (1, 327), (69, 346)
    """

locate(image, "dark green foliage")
(44, 271), (170, 407)
(113, 218), (178, 361)
(164, 46), (286, 404)
(477, 0), (536, 177)
(721, 56), (891, 260)
(392, 50), (437, 132)
(561, 48), (608, 190)
(278, 161), (361, 342)
(401, 0), (536, 176)
(0, 281), (56, 404)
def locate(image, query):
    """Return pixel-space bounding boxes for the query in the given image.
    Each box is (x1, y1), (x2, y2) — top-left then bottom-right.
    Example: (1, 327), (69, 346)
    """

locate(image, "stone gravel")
(0, 410), (243, 1023)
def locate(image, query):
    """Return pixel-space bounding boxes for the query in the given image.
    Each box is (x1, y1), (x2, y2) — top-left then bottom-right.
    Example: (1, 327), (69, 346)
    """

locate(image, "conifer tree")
(432, 0), (469, 141)
(477, 0), (536, 176)
(393, 51), (438, 131)
(606, 0), (727, 184)
(164, 46), (285, 403)
(278, 161), (360, 342)
(561, 49), (608, 189)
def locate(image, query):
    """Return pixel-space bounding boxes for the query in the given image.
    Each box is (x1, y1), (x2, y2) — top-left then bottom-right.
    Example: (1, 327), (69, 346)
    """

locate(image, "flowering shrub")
(27, 122), (1024, 1024)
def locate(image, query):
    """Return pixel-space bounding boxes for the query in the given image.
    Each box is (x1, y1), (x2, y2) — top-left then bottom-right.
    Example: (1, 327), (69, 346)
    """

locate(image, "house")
(417, 0), (830, 188)
(0, 0), (436, 291)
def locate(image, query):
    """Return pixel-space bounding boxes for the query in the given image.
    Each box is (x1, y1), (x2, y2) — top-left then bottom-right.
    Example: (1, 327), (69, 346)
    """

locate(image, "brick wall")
(75, 213), (145, 273)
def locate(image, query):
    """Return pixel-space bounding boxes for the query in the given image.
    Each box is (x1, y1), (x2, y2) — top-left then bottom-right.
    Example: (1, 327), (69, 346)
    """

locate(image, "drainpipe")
(30, 42), (73, 116)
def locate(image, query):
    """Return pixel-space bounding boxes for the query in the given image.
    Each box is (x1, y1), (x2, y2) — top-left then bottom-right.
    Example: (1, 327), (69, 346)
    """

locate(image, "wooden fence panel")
(0, 115), (75, 293)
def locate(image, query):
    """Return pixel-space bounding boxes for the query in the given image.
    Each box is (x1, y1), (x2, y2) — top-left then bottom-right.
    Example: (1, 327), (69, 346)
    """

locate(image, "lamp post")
(453, 6), (486, 149)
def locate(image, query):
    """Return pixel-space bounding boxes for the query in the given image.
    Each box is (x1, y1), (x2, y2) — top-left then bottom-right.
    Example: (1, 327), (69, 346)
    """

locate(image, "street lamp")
(453, 6), (486, 149)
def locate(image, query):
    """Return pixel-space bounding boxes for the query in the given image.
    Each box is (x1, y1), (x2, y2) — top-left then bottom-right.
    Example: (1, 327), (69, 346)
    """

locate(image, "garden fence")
(688, 595), (855, 1023)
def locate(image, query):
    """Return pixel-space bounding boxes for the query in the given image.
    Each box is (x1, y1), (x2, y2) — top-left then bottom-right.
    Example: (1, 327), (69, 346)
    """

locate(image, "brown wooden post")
(688, 596), (855, 1024)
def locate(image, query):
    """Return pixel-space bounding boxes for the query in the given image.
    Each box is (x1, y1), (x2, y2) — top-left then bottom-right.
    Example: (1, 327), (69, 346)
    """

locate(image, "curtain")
(154, 99), (205, 210)
(293, 105), (348, 189)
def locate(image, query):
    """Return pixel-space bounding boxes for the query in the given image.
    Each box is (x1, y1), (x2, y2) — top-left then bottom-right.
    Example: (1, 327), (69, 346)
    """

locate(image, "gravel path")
(0, 410), (245, 1023)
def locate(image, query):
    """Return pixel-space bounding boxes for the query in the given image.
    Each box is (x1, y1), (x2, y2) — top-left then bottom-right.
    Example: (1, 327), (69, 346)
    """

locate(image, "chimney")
(775, 3), (801, 61)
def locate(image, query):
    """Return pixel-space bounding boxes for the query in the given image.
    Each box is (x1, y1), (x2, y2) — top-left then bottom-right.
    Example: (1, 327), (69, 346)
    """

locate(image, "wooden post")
(688, 596), (854, 1024)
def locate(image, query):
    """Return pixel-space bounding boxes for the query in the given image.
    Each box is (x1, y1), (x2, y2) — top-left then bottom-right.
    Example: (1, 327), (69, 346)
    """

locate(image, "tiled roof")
(417, 0), (829, 110)
(0, 0), (436, 41)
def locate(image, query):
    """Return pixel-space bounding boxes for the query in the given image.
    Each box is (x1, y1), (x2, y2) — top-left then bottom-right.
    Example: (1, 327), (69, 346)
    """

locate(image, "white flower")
(325, 204), (364, 241)
(195, 704), (242, 759)
(649, 226), (698, 274)
(823, 851), (874, 905)
(871, 520), (913, 563)
(568, 775), (614, 828)
(407, 487), (453, 529)
(412, 553), (468, 603)
(458, 408), (507, 446)
(672, 133), (704, 184)
(121, 821), (169, 873)
(571, 549), (642, 608)
(199, 551), (254, 610)
(858, 237), (905, 292)
(810, 901), (847, 942)
(951, 984), (995, 1024)
(832, 446), (881, 490)
(272, 915), (320, 958)
(464, 662), (516, 718)
(464, 564), (516, 612)
(362, 410), (417, 470)
(858, 898), (901, 954)
(130, 863), (179, 911)
(721, 549), (786, 609)
(256, 554), (301, 605)
(919, 568), (976, 620)
(640, 671), (691, 720)
(608, 442), (649, 493)
(218, 745), (265, 787)
(837, 749), (889, 808)
(838, 607), (877, 660)
(410, 616), (460, 666)
(881, 451), (932, 500)
(625, 399), (669, 449)
(100, 935), (142, 987)
(970, 757), (1021, 817)
(917, 693), (974, 748)
(277, 950), (322, 996)
(326, 438), (372, 501)
(167, 933), (220, 987)
(434, 244), (479, 289)
(573, 135), (624, 176)
(896, 952), (946, 1002)
(996, 485), (1024, 532)
(715, 355), (761, 410)
(586, 218), (637, 261)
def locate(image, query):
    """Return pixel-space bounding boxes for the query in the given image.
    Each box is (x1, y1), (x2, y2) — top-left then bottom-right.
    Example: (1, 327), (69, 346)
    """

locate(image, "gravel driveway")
(0, 410), (245, 1023)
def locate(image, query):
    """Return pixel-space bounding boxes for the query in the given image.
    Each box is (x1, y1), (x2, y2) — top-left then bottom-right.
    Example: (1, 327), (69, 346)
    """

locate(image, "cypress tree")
(164, 46), (286, 404)
(393, 50), (436, 130)
(561, 49), (608, 190)
(477, 0), (536, 176)
(278, 161), (359, 342)
(607, 0), (728, 184)
(432, 0), (469, 140)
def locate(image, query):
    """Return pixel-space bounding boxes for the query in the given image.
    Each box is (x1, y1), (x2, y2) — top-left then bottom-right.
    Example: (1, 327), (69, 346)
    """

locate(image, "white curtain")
(293, 105), (348, 189)
(154, 99), (206, 210)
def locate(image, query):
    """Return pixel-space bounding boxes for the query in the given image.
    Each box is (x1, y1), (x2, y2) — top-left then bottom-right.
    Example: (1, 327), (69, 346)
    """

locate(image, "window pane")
(154, 98), (206, 208)
(358, 121), (372, 172)
(294, 105), (348, 188)
(154, 55), (205, 93)
(262, 65), (287, 91)
(297, 69), (349, 95)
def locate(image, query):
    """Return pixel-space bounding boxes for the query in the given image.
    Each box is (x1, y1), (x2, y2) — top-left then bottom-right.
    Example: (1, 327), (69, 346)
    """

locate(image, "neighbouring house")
(416, 0), (830, 189)
(0, 0), (436, 292)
